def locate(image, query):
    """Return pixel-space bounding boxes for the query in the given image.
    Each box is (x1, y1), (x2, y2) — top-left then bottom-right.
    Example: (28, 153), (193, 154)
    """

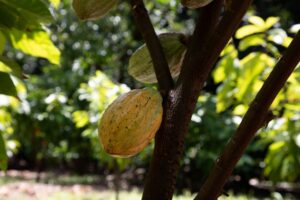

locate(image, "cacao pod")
(128, 33), (187, 84)
(98, 88), (163, 158)
(181, 0), (214, 8)
(72, 0), (117, 21)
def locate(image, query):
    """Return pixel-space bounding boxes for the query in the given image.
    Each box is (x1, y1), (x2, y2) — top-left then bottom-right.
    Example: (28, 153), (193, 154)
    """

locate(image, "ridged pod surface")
(72, 0), (117, 21)
(98, 88), (163, 158)
(128, 33), (187, 84)
(181, 0), (214, 8)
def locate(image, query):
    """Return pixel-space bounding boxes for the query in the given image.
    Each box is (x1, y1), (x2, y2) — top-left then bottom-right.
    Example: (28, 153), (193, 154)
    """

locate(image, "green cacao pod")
(128, 33), (187, 84)
(72, 0), (117, 21)
(98, 88), (163, 158)
(181, 0), (214, 8)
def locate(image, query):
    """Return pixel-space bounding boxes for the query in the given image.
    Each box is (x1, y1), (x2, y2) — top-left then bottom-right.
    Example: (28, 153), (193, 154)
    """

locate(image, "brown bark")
(141, 1), (224, 200)
(195, 30), (300, 200)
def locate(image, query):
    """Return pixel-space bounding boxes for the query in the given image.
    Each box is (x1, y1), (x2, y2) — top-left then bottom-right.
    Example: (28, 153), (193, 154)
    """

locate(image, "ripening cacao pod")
(128, 33), (187, 84)
(98, 88), (163, 158)
(181, 0), (214, 8)
(72, 0), (117, 21)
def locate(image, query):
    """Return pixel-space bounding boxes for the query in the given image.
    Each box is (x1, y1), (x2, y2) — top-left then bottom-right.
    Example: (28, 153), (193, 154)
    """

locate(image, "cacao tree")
(0, 0), (299, 199)
(72, 0), (300, 199)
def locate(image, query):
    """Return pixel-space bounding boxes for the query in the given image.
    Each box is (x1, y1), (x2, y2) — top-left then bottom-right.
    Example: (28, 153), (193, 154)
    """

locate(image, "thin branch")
(195, 30), (300, 200)
(130, 0), (173, 96)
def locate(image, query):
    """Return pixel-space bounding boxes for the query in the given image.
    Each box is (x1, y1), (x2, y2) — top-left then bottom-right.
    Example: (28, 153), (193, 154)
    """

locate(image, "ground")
(0, 170), (297, 200)
(0, 170), (193, 200)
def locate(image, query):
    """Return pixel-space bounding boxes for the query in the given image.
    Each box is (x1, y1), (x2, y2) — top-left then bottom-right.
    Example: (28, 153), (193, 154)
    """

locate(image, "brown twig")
(195, 30), (300, 200)
(130, 0), (173, 96)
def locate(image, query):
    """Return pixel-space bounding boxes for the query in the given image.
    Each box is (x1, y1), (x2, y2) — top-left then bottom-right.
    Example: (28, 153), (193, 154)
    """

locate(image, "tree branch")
(195, 30), (300, 200)
(141, 1), (224, 200)
(130, 0), (173, 96)
(178, 0), (253, 89)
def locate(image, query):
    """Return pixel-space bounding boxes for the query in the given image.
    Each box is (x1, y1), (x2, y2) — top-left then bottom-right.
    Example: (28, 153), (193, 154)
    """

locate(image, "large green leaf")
(0, 0), (53, 24)
(0, 132), (7, 171)
(10, 29), (61, 65)
(0, 72), (18, 97)
(0, 0), (53, 31)
(0, 2), (18, 29)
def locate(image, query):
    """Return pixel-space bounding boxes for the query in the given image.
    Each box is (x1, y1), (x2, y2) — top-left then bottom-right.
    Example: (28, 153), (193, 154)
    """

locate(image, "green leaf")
(265, 17), (279, 29)
(239, 34), (265, 51)
(236, 53), (274, 103)
(0, 2), (18, 29)
(10, 29), (61, 65)
(235, 25), (265, 39)
(0, 0), (53, 24)
(72, 110), (90, 128)
(0, 132), (7, 171)
(0, 55), (23, 78)
(0, 72), (18, 97)
(248, 16), (265, 27)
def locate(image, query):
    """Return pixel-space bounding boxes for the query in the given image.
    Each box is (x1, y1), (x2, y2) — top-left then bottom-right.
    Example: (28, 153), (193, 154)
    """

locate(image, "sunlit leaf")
(239, 34), (265, 51)
(265, 17), (279, 29)
(72, 110), (90, 128)
(0, 72), (18, 97)
(267, 28), (288, 46)
(49, 0), (61, 8)
(233, 104), (248, 116)
(282, 37), (293, 48)
(10, 29), (61, 65)
(236, 53), (264, 101)
(270, 90), (284, 109)
(235, 25), (265, 39)
(290, 24), (300, 33)
(220, 44), (235, 57)
(248, 16), (265, 27)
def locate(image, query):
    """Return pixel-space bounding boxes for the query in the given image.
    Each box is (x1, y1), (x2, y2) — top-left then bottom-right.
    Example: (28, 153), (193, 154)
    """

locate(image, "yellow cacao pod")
(128, 33), (187, 84)
(72, 0), (117, 21)
(181, 0), (214, 8)
(98, 88), (163, 158)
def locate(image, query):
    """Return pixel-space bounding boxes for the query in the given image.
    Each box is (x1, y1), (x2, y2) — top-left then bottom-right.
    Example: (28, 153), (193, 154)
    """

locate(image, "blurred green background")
(0, 0), (300, 199)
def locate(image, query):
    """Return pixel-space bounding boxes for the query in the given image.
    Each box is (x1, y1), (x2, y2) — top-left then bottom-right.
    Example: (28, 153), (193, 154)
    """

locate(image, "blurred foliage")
(0, 0), (60, 170)
(0, 0), (299, 194)
(213, 15), (300, 182)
